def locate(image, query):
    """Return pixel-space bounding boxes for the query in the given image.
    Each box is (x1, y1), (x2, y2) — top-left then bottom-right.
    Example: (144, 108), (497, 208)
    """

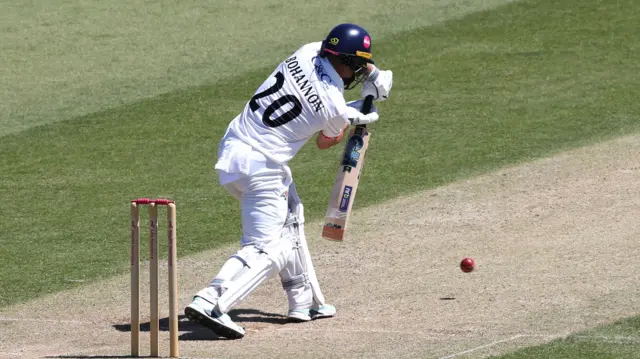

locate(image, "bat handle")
(360, 95), (374, 116)
(355, 95), (375, 130)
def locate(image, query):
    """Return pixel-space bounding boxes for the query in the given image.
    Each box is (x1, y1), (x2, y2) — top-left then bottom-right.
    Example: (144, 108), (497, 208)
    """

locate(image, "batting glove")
(346, 100), (380, 125)
(361, 67), (393, 102)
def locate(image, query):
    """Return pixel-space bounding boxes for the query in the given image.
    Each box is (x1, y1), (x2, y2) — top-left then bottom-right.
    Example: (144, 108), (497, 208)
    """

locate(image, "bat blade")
(322, 96), (374, 241)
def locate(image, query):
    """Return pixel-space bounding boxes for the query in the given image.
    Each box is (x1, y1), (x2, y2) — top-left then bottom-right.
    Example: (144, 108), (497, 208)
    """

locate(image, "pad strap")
(281, 273), (308, 290)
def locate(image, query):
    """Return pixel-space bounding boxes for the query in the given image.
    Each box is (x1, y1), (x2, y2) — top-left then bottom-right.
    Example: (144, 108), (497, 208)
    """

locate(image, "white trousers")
(197, 133), (322, 312)
(215, 136), (290, 247)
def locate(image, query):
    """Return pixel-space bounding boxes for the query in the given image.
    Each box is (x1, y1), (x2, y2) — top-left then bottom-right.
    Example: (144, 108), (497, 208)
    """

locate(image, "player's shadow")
(112, 309), (288, 341)
(230, 308), (288, 324)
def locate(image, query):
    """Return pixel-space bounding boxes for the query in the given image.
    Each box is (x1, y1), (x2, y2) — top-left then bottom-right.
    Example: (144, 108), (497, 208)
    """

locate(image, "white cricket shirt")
(226, 42), (350, 164)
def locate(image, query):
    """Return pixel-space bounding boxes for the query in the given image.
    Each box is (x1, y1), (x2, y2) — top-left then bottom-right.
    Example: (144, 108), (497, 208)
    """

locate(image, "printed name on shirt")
(285, 56), (325, 113)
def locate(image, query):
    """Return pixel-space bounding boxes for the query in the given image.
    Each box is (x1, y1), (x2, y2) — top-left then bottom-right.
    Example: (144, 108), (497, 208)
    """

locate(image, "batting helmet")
(320, 23), (374, 89)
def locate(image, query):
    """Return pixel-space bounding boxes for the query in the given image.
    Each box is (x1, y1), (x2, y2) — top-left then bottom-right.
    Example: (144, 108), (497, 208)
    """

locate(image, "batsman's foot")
(287, 304), (337, 322)
(185, 296), (245, 339)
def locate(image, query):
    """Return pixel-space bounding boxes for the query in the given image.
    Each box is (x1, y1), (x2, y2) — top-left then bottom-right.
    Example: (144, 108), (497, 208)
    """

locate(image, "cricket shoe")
(287, 304), (336, 322)
(184, 296), (245, 339)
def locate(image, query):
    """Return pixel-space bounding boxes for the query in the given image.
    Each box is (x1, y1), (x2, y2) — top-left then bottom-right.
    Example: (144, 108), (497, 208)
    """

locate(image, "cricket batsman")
(185, 23), (393, 339)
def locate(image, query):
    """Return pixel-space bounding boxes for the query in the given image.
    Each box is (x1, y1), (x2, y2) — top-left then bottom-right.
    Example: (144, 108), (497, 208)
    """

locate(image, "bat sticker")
(341, 132), (365, 171)
(339, 186), (353, 212)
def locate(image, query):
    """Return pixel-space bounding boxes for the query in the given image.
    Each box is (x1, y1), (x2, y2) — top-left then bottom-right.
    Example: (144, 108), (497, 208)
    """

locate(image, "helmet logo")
(363, 36), (371, 49)
(329, 37), (340, 46)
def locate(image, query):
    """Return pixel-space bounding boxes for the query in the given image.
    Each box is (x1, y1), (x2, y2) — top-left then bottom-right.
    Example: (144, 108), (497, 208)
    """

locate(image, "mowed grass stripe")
(0, 0), (517, 136)
(489, 316), (640, 359)
(1, 0), (639, 308)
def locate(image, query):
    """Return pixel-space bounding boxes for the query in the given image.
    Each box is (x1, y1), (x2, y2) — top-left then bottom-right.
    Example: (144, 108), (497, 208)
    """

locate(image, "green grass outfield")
(1, 0), (639, 357)
(490, 316), (640, 359)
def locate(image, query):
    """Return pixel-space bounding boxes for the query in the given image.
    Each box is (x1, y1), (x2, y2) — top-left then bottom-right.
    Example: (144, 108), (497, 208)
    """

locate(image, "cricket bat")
(322, 95), (374, 241)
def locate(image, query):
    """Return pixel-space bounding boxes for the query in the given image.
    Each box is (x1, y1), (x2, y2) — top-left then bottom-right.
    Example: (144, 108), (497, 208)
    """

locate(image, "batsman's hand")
(346, 100), (379, 125)
(361, 67), (393, 102)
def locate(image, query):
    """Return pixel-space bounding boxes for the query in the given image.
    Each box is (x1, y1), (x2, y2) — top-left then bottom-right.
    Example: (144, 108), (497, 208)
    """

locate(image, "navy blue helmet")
(320, 23), (374, 89)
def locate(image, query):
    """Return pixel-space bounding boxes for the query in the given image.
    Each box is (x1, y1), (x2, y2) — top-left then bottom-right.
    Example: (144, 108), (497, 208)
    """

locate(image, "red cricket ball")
(460, 257), (475, 273)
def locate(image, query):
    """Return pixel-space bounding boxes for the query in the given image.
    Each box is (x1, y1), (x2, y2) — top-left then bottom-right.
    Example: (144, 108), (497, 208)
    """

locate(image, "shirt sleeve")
(322, 113), (349, 138)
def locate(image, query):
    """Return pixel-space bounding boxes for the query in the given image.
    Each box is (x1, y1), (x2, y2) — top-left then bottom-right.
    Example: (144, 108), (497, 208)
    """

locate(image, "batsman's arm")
(316, 123), (350, 149)
(317, 95), (376, 149)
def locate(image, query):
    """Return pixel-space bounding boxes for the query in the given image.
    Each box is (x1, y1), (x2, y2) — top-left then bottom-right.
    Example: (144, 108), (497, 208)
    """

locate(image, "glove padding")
(346, 100), (379, 126)
(361, 68), (393, 102)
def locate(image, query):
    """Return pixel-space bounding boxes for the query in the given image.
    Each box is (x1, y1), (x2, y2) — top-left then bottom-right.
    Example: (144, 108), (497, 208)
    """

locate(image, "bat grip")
(360, 95), (374, 115)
